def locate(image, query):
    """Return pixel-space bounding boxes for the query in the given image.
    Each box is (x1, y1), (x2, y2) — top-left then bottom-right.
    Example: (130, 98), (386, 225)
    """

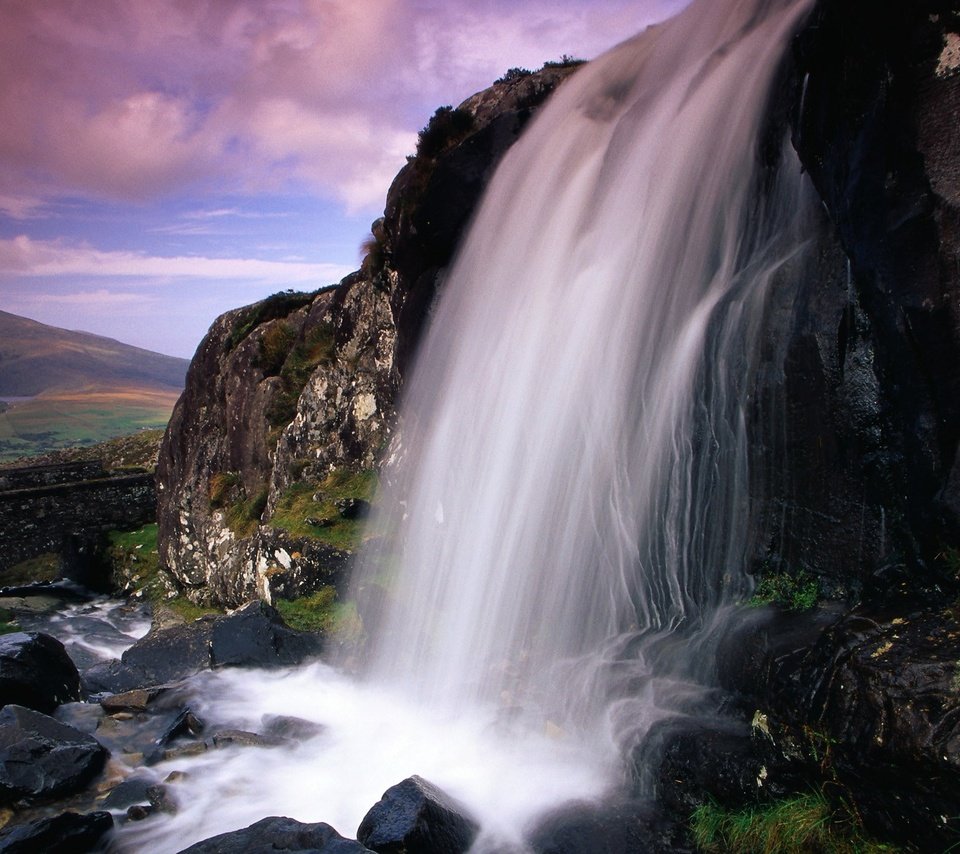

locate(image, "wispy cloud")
(0, 0), (683, 216)
(0, 235), (352, 286)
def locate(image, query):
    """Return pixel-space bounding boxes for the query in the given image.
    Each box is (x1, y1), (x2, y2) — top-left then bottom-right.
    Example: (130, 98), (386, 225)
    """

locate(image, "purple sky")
(0, 0), (687, 358)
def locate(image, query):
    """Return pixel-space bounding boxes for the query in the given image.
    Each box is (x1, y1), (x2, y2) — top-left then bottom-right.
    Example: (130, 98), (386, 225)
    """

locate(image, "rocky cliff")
(156, 64), (582, 607)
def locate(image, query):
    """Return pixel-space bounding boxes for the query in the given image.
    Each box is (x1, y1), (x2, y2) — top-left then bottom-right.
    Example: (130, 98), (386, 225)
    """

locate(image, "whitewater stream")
(108, 0), (816, 849)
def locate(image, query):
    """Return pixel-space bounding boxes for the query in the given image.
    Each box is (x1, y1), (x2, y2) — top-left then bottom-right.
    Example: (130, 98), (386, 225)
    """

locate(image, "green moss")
(265, 322), (337, 428)
(1, 552), (60, 586)
(209, 471), (241, 508)
(691, 792), (899, 854)
(275, 587), (363, 642)
(749, 571), (820, 611)
(0, 607), (20, 635)
(225, 486), (269, 537)
(226, 290), (316, 353)
(258, 321), (296, 376)
(271, 468), (377, 551)
(105, 524), (221, 619)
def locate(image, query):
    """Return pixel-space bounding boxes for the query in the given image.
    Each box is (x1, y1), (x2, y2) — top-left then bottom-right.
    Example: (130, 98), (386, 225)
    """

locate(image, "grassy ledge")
(271, 468), (377, 551)
(691, 791), (899, 854)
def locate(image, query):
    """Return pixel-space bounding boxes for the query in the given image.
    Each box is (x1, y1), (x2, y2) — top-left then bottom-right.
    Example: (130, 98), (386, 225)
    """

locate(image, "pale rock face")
(155, 66), (580, 607)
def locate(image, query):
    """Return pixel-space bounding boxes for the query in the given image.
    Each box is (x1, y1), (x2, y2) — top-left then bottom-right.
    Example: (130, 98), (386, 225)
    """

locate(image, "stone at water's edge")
(82, 601), (322, 694)
(357, 775), (479, 854)
(0, 810), (113, 854)
(0, 632), (80, 714)
(0, 704), (107, 803)
(526, 798), (692, 854)
(175, 816), (375, 853)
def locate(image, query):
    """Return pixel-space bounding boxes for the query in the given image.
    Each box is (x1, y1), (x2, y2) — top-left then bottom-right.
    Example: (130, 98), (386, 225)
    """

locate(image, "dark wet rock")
(209, 601), (322, 668)
(0, 704), (107, 803)
(0, 809), (112, 854)
(335, 498), (370, 520)
(53, 701), (105, 737)
(146, 741), (208, 765)
(649, 717), (809, 815)
(0, 632), (81, 714)
(83, 602), (320, 693)
(100, 686), (170, 713)
(719, 606), (960, 850)
(176, 815), (374, 853)
(526, 798), (692, 854)
(357, 775), (479, 854)
(120, 619), (216, 684)
(210, 729), (287, 749)
(101, 775), (154, 811)
(261, 714), (326, 741)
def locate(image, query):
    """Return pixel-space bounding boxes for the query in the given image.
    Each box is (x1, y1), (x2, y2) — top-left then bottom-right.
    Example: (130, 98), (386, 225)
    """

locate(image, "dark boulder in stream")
(177, 815), (374, 853)
(0, 632), (80, 714)
(0, 704), (107, 803)
(357, 775), (479, 854)
(0, 809), (113, 854)
(83, 601), (322, 694)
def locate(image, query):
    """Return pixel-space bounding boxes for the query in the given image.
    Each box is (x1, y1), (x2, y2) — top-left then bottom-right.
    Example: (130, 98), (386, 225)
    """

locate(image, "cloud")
(0, 235), (352, 286)
(29, 288), (153, 307)
(0, 0), (683, 215)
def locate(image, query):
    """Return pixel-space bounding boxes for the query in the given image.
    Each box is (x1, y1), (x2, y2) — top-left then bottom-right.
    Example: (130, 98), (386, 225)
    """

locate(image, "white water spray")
(117, 0), (815, 849)
(353, 0), (812, 743)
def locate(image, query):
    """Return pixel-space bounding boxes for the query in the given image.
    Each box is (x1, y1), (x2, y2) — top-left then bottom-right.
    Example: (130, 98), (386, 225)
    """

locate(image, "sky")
(0, 0), (688, 359)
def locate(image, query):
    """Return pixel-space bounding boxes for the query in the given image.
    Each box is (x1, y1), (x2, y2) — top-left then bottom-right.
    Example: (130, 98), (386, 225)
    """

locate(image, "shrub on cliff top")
(226, 290), (317, 353)
(416, 106), (476, 160)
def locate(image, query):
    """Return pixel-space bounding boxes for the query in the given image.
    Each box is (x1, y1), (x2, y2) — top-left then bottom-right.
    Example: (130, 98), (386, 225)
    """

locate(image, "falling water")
(353, 0), (813, 744)
(116, 1), (816, 850)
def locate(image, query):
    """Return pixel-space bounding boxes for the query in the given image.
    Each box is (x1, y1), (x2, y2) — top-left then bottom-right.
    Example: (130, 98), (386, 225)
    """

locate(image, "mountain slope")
(0, 310), (188, 395)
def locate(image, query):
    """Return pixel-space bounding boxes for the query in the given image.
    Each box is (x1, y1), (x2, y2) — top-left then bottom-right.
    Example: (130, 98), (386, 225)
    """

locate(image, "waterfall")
(352, 0), (813, 750)
(117, 2), (818, 850)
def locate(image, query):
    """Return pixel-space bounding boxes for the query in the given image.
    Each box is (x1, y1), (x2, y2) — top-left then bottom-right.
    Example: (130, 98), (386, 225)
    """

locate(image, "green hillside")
(0, 310), (188, 395)
(0, 311), (188, 462)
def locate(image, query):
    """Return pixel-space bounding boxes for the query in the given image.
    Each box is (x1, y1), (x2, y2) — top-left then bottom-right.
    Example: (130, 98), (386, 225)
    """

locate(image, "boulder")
(0, 704), (107, 803)
(0, 632), (80, 713)
(209, 601), (322, 668)
(526, 798), (691, 854)
(357, 775), (479, 854)
(0, 810), (113, 854)
(82, 602), (321, 693)
(176, 816), (374, 853)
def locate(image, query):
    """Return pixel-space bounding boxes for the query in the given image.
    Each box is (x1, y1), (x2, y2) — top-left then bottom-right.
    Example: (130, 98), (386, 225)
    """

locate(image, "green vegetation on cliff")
(272, 468), (377, 551)
(691, 792), (898, 854)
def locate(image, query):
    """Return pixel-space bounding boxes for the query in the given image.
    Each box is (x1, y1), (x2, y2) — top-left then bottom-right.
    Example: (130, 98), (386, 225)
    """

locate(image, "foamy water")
(114, 663), (616, 852)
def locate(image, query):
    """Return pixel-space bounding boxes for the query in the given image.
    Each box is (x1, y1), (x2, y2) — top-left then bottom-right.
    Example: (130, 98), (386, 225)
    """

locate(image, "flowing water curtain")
(350, 0), (816, 753)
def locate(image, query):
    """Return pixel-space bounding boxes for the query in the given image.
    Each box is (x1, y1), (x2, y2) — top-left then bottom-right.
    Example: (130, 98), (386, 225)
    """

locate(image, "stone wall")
(0, 466), (156, 584)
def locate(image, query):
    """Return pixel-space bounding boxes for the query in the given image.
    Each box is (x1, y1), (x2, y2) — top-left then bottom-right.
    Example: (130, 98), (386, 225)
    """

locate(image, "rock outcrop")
(156, 65), (581, 607)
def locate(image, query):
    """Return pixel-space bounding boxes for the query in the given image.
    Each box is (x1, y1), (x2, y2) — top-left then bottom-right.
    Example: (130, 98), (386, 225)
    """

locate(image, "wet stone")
(0, 632), (81, 714)
(0, 809), (113, 853)
(0, 705), (108, 803)
(176, 815), (375, 853)
(357, 775), (479, 854)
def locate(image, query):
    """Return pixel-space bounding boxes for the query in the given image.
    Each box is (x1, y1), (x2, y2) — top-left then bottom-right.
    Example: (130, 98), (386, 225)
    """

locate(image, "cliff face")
(751, 0), (960, 604)
(156, 66), (580, 607)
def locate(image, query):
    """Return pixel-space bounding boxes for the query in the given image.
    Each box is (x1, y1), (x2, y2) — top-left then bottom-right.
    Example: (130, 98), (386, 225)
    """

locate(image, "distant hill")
(0, 310), (188, 395)
(0, 311), (189, 462)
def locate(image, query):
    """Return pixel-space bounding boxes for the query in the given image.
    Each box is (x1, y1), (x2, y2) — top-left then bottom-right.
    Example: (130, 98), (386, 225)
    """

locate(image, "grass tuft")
(749, 571), (819, 611)
(271, 468), (377, 551)
(691, 792), (898, 854)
